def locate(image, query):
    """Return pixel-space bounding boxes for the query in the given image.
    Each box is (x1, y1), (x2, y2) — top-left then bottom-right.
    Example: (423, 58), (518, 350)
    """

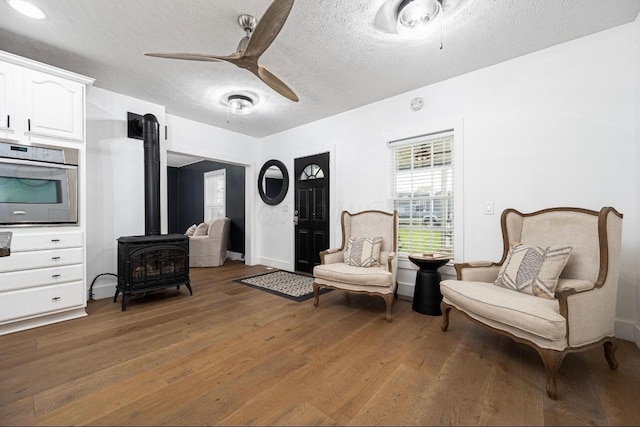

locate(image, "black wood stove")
(114, 113), (191, 311)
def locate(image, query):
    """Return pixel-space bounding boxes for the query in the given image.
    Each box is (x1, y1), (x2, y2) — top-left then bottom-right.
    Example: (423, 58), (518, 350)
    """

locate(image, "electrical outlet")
(484, 201), (494, 215)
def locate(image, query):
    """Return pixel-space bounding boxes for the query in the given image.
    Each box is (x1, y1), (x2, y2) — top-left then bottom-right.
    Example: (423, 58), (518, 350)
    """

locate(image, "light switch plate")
(484, 201), (494, 215)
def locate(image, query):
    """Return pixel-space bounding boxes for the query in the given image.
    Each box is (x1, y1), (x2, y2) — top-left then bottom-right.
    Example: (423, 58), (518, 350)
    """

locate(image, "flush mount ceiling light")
(227, 94), (254, 116)
(397, 0), (442, 34)
(6, 0), (46, 19)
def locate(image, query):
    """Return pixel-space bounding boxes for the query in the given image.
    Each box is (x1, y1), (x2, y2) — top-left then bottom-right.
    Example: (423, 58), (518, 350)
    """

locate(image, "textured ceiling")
(1, 0), (639, 138)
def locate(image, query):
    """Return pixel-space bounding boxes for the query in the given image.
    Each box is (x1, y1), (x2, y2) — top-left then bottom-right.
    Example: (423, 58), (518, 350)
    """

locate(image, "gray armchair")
(189, 217), (230, 267)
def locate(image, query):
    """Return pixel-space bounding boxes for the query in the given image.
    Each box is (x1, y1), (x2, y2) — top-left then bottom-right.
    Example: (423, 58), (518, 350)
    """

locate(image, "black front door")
(294, 152), (330, 274)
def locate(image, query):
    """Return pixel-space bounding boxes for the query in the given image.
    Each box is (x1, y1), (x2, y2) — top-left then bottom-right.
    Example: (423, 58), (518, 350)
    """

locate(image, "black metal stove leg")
(113, 289), (120, 303)
(186, 282), (193, 295)
(121, 294), (130, 311)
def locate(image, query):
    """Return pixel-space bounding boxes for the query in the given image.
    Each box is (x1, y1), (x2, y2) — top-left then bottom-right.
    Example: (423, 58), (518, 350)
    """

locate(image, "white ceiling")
(1, 0), (639, 138)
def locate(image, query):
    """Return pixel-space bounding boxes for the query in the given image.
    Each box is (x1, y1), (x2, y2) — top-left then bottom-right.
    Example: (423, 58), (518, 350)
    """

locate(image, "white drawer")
(8, 231), (83, 252)
(0, 281), (85, 323)
(0, 264), (83, 292)
(0, 247), (83, 273)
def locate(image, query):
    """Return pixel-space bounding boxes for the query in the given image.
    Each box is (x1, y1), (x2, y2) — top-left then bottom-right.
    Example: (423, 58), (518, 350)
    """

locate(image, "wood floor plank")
(1, 261), (639, 426)
(478, 335), (545, 426)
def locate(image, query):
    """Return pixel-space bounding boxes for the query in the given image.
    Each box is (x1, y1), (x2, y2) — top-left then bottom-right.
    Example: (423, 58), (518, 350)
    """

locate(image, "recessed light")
(227, 94), (254, 116)
(6, 0), (46, 19)
(397, 0), (442, 33)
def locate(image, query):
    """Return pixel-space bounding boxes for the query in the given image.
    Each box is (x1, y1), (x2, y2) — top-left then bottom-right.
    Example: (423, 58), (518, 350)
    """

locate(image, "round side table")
(409, 254), (450, 316)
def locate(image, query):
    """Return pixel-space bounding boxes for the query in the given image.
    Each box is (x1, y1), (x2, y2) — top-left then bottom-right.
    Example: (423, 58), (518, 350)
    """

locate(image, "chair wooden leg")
(383, 294), (394, 322)
(604, 338), (619, 370)
(313, 283), (320, 307)
(538, 348), (565, 400)
(441, 302), (452, 332)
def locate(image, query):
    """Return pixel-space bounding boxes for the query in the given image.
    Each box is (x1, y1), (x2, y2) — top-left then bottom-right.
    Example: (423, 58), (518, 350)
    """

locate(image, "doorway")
(294, 152), (330, 273)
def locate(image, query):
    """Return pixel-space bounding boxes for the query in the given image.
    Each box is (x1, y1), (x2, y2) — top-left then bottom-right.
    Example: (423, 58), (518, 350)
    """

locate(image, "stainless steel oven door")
(0, 158), (78, 225)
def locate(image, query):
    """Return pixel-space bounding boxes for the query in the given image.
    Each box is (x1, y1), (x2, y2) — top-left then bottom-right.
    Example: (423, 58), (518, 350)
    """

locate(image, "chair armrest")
(386, 251), (397, 269)
(320, 248), (343, 264)
(555, 279), (596, 319)
(556, 279), (595, 294)
(454, 262), (501, 282)
(556, 280), (612, 347)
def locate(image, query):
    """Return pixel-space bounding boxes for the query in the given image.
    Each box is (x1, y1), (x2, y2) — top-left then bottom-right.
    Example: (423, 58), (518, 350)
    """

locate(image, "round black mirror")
(258, 159), (289, 205)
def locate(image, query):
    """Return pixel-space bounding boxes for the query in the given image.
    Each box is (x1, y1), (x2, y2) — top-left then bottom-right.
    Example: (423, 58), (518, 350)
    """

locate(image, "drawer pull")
(52, 296), (61, 301)
(6, 115), (9, 128)
(51, 239), (61, 242)
(52, 274), (61, 278)
(51, 256), (61, 260)
(13, 211), (26, 216)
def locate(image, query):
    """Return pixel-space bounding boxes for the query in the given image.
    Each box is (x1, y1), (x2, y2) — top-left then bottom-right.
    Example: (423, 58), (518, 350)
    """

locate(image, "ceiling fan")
(144, 0), (299, 102)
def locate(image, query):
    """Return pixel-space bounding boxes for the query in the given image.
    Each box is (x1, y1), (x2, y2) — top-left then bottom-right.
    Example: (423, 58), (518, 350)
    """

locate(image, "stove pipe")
(142, 114), (160, 235)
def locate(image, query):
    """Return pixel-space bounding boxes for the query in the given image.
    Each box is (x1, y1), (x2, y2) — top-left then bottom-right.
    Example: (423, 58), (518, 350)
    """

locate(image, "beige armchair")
(313, 210), (398, 321)
(440, 207), (623, 399)
(189, 217), (230, 267)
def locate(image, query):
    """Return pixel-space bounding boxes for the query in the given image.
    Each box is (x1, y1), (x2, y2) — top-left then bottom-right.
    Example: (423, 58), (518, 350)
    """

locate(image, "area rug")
(234, 270), (330, 302)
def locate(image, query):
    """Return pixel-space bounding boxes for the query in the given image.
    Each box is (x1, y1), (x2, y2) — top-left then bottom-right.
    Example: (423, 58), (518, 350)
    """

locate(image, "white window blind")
(204, 169), (226, 221)
(389, 131), (454, 257)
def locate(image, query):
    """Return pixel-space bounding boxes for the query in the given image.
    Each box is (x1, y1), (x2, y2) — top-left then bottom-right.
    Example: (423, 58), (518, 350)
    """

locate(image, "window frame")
(386, 119), (464, 267)
(204, 169), (226, 222)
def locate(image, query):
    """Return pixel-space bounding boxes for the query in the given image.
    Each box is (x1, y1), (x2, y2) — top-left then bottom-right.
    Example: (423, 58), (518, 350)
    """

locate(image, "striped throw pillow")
(494, 243), (572, 299)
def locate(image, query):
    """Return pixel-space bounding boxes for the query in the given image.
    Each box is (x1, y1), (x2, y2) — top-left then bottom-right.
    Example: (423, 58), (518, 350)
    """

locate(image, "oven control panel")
(0, 142), (65, 164)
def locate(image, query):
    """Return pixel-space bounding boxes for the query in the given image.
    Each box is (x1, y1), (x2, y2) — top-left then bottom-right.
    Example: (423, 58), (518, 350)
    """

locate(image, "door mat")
(234, 270), (331, 302)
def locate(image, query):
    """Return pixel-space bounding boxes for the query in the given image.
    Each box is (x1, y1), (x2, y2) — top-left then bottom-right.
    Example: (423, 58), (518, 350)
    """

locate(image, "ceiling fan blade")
(144, 52), (240, 62)
(243, 0), (295, 59)
(257, 66), (299, 102)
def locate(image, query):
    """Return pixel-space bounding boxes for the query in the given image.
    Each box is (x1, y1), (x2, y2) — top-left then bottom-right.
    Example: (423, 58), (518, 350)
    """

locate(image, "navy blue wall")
(167, 161), (245, 254)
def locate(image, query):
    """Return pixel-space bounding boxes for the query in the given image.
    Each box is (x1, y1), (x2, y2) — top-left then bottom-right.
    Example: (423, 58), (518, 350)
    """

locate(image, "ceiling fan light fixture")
(227, 94), (254, 115)
(6, 0), (46, 19)
(397, 0), (442, 33)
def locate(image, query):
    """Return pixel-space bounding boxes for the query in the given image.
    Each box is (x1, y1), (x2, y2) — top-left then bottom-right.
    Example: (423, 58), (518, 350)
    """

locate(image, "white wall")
(85, 88), (166, 299)
(85, 89), (258, 299)
(257, 24), (638, 340)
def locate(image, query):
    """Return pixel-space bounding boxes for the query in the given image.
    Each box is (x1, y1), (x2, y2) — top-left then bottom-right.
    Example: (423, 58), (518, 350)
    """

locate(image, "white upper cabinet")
(0, 61), (16, 136)
(0, 50), (93, 144)
(23, 69), (84, 142)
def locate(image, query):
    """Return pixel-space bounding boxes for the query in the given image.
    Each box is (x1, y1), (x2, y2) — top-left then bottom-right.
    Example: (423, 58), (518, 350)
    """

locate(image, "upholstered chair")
(313, 210), (398, 321)
(189, 217), (231, 267)
(440, 207), (623, 399)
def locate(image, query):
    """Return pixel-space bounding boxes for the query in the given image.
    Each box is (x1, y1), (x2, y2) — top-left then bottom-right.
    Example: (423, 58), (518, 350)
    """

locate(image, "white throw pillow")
(192, 222), (209, 237)
(184, 224), (197, 237)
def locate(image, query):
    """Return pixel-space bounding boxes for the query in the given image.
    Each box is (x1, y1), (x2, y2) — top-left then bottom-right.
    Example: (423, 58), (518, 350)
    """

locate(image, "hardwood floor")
(1, 261), (639, 426)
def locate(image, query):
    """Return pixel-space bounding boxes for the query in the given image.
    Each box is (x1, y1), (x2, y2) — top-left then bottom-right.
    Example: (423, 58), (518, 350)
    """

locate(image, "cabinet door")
(23, 69), (84, 141)
(0, 61), (16, 134)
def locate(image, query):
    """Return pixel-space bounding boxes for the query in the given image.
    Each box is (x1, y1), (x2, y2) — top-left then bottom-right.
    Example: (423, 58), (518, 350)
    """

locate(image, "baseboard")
(87, 275), (118, 299)
(256, 257), (291, 271)
(614, 319), (636, 342)
(397, 280), (414, 298)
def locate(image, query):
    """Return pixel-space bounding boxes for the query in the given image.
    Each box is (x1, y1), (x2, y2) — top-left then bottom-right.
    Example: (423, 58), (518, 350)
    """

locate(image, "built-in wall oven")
(0, 141), (78, 225)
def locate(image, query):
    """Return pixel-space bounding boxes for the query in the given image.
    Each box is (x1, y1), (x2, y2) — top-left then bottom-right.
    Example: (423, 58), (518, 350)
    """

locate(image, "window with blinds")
(389, 131), (454, 257)
(204, 169), (226, 221)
